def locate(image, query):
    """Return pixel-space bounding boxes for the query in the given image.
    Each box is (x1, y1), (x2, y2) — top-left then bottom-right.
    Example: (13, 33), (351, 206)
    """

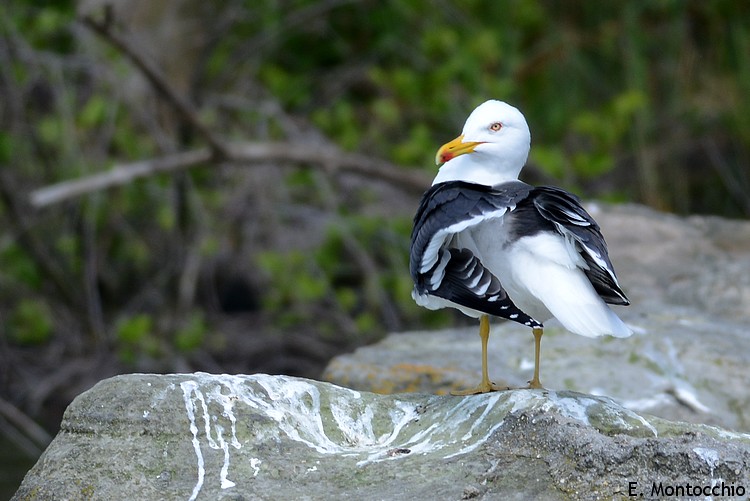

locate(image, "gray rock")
(594, 203), (750, 321)
(12, 373), (750, 500)
(322, 313), (750, 433)
(324, 203), (750, 433)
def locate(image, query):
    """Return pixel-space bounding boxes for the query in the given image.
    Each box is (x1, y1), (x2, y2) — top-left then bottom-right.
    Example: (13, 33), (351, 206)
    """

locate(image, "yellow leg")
(527, 327), (545, 389)
(452, 315), (507, 395)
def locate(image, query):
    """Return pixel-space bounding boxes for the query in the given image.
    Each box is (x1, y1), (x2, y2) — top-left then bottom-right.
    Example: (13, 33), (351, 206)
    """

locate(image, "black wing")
(410, 181), (542, 328)
(529, 186), (630, 306)
(410, 180), (532, 278)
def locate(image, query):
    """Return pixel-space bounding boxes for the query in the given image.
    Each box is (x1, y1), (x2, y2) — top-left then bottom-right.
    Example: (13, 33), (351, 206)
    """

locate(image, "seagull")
(410, 100), (631, 394)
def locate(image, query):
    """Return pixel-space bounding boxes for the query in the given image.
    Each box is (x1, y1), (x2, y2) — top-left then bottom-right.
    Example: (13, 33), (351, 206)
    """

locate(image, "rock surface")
(324, 203), (750, 433)
(598, 204), (750, 322)
(12, 373), (750, 501)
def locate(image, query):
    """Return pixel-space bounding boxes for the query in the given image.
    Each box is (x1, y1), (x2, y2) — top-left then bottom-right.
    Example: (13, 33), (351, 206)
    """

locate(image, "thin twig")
(26, 357), (100, 415)
(0, 396), (53, 451)
(703, 138), (750, 216)
(227, 142), (432, 190)
(29, 142), (431, 208)
(81, 212), (106, 348)
(80, 13), (228, 156)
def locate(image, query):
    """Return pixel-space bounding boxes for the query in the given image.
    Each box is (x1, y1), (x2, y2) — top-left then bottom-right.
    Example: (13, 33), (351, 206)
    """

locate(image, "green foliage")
(18, 3), (76, 53)
(257, 251), (329, 328)
(7, 300), (53, 345)
(115, 314), (159, 363)
(241, 0), (750, 214)
(116, 313), (153, 344)
(0, 131), (11, 164)
(174, 312), (208, 353)
(257, 213), (447, 340)
(78, 95), (109, 129)
(114, 311), (209, 361)
(311, 101), (359, 151)
(0, 243), (43, 290)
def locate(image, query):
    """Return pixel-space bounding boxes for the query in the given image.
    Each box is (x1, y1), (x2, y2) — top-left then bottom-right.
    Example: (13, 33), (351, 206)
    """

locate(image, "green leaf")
(174, 313), (207, 352)
(79, 95), (109, 128)
(0, 244), (42, 289)
(116, 314), (153, 344)
(0, 131), (11, 164)
(8, 300), (53, 345)
(531, 145), (568, 178)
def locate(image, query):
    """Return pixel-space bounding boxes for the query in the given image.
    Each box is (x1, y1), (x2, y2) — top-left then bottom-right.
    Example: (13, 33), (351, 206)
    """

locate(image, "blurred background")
(2, 0), (750, 496)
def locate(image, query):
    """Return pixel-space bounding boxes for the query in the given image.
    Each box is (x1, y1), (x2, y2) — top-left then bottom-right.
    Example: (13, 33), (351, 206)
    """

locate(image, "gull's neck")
(432, 153), (525, 187)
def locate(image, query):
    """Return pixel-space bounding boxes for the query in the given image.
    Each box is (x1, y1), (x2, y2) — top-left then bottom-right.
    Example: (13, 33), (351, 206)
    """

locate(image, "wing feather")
(410, 181), (541, 327)
(531, 186), (630, 306)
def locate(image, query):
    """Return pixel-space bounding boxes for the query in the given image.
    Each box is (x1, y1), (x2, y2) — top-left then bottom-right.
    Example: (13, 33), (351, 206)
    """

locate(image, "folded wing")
(531, 186), (629, 306)
(410, 180), (541, 328)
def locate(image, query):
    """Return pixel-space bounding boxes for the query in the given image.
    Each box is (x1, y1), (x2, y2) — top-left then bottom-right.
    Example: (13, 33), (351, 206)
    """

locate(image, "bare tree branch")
(29, 142), (431, 208)
(227, 142), (432, 190)
(29, 149), (211, 207)
(81, 12), (228, 156)
(0, 395), (52, 453)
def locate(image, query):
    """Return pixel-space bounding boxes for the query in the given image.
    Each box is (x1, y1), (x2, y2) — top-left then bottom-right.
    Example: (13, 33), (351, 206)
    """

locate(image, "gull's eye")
(489, 122), (502, 132)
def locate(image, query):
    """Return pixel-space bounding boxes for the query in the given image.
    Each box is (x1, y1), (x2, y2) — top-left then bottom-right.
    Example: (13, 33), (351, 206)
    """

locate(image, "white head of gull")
(433, 100), (531, 186)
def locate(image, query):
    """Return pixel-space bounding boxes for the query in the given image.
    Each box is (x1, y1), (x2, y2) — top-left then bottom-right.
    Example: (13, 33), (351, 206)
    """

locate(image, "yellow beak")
(435, 134), (483, 165)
